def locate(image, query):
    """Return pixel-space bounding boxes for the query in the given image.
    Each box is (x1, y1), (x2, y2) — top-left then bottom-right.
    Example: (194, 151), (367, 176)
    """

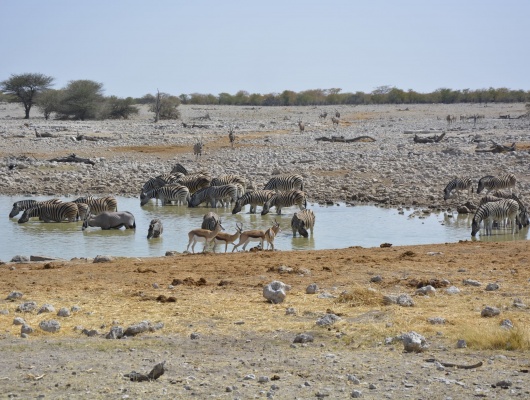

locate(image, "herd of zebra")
(443, 173), (530, 236)
(8, 165), (316, 254)
(139, 164), (315, 252)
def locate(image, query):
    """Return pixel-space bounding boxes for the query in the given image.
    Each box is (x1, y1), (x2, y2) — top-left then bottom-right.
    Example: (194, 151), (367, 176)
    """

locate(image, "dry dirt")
(1, 241), (530, 399)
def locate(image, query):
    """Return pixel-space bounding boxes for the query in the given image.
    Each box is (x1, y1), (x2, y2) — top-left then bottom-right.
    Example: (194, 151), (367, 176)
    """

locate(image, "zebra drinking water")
(291, 209), (316, 237)
(9, 198), (61, 218)
(261, 190), (307, 215)
(188, 184), (240, 208)
(140, 185), (190, 206)
(471, 199), (520, 236)
(263, 174), (304, 192)
(443, 177), (473, 201)
(18, 202), (79, 223)
(477, 174), (516, 194)
(232, 190), (276, 214)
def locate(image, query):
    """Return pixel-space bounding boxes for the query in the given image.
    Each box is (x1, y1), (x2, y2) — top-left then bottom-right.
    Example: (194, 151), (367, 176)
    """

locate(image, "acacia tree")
(36, 89), (61, 120)
(57, 80), (104, 120)
(0, 73), (54, 118)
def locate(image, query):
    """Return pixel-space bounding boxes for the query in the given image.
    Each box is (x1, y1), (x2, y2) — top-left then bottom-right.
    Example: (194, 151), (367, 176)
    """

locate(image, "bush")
(56, 80), (104, 120)
(99, 96), (139, 119)
(150, 93), (180, 120)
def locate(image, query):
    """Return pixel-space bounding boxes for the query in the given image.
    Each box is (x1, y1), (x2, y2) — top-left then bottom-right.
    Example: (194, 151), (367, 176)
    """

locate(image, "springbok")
(298, 119), (305, 132)
(331, 116), (340, 126)
(232, 220), (281, 252)
(186, 219), (224, 253)
(264, 220), (282, 250)
(228, 126), (236, 148)
(213, 222), (243, 253)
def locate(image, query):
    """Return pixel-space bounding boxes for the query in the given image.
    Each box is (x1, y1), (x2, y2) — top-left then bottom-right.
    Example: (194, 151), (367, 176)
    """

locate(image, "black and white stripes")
(477, 174), (516, 194)
(471, 199), (520, 236)
(264, 174), (304, 193)
(18, 202), (79, 223)
(443, 178), (473, 201)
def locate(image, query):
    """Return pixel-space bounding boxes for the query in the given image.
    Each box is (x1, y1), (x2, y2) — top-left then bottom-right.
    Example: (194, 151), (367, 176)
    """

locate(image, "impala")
(213, 222), (243, 253)
(186, 219), (224, 253)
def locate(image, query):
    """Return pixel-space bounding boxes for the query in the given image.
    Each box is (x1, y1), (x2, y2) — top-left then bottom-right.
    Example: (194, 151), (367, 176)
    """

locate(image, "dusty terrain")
(1, 103), (530, 398)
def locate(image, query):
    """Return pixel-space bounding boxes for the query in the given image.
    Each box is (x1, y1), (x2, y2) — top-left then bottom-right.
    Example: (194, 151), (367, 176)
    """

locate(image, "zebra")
(443, 178), (473, 201)
(171, 163), (188, 175)
(228, 126), (236, 148)
(263, 174), (304, 192)
(147, 218), (163, 239)
(9, 198), (61, 218)
(211, 175), (246, 193)
(18, 202), (78, 223)
(291, 209), (316, 237)
(201, 211), (220, 230)
(176, 174), (212, 194)
(75, 202), (90, 221)
(477, 174), (516, 194)
(78, 196), (118, 215)
(232, 190), (276, 214)
(471, 199), (520, 237)
(188, 184), (240, 208)
(193, 140), (203, 159)
(490, 191), (530, 227)
(261, 189), (307, 215)
(140, 185), (190, 206)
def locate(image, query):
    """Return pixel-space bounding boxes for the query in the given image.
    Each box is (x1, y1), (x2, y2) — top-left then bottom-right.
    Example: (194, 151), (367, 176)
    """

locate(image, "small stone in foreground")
(6, 291), (23, 300)
(481, 306), (500, 317)
(293, 333), (314, 343)
(39, 319), (61, 333)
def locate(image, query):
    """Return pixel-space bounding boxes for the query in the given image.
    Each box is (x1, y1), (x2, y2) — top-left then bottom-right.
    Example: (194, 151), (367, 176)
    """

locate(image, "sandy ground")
(1, 103), (530, 398)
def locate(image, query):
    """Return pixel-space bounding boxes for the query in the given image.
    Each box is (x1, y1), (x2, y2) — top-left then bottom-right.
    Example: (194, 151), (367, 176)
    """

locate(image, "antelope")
(335, 110), (340, 118)
(193, 139), (203, 160)
(213, 222), (243, 253)
(232, 220), (280, 252)
(264, 219), (282, 250)
(186, 219), (224, 253)
(319, 111), (328, 120)
(228, 126), (236, 148)
(298, 119), (305, 132)
(331, 116), (340, 126)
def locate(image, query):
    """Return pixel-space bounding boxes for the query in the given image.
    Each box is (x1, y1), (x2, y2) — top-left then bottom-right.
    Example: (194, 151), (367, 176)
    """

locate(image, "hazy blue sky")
(2, 0), (529, 98)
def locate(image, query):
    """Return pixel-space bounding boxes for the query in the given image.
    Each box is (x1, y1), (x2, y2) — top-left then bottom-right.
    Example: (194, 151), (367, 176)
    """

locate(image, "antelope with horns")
(264, 219), (282, 250)
(232, 219), (281, 252)
(213, 222), (243, 253)
(186, 219), (224, 253)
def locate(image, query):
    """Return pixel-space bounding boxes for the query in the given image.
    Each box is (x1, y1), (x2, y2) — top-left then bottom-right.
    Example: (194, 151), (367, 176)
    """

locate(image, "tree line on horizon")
(1, 73), (529, 120)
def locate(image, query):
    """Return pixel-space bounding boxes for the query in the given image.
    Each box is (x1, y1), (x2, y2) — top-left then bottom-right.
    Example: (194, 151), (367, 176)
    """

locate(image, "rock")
(427, 317), (446, 325)
(82, 329), (99, 337)
(306, 283), (318, 294)
(16, 301), (37, 313)
(0, 309), (8, 315)
(445, 286), (460, 295)
(57, 307), (71, 317)
(30, 255), (61, 262)
(6, 291), (23, 300)
(106, 326), (124, 339)
(293, 333), (314, 343)
(351, 389), (363, 398)
(481, 306), (501, 317)
(38, 304), (56, 314)
(13, 317), (25, 325)
(500, 319), (513, 329)
(263, 281), (291, 304)
(402, 331), (428, 352)
(93, 255), (113, 263)
(190, 332), (200, 340)
(124, 320), (151, 336)
(370, 275), (382, 283)
(285, 307), (297, 315)
(71, 305), (81, 312)
(457, 339), (467, 348)
(165, 251), (179, 256)
(396, 294), (414, 307)
(416, 285), (436, 296)
(463, 279), (481, 287)
(485, 283), (500, 291)
(316, 313), (341, 326)
(21, 324), (34, 334)
(39, 319), (61, 333)
(10, 255), (30, 263)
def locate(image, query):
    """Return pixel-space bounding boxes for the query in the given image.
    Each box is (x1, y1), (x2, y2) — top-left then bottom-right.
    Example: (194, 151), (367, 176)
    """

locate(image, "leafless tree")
(154, 89), (161, 123)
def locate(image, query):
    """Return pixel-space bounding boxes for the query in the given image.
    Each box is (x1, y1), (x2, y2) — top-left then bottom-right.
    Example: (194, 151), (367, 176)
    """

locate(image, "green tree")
(0, 73), (54, 118)
(99, 96), (139, 119)
(36, 89), (61, 120)
(57, 80), (104, 120)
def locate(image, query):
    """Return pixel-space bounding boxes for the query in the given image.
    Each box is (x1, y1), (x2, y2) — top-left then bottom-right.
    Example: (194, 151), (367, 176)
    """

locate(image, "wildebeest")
(82, 211), (136, 230)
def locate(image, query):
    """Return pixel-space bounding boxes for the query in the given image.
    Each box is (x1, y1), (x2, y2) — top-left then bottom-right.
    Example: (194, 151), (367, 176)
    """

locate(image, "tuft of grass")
(460, 325), (530, 351)
(335, 284), (383, 307)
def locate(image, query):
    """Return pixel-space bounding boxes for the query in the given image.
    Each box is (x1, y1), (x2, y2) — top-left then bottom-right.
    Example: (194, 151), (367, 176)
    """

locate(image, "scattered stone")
(13, 317), (25, 325)
(16, 301), (37, 313)
(427, 317), (446, 325)
(383, 295), (398, 305)
(124, 320), (151, 336)
(190, 332), (200, 340)
(396, 294), (414, 307)
(370, 275), (382, 283)
(285, 307), (297, 315)
(347, 375), (361, 384)
(10, 255), (30, 263)
(258, 376), (270, 383)
(165, 251), (179, 256)
(30, 255), (61, 262)
(38, 304), (56, 314)
(21, 324), (33, 334)
(106, 326), (124, 339)
(71, 305), (81, 313)
(57, 307), (71, 317)
(513, 298), (527, 308)
(485, 283), (500, 291)
(457, 339), (467, 348)
(500, 319), (513, 329)
(402, 331), (428, 352)
(306, 283), (318, 294)
(124, 361), (166, 382)
(6, 291), (23, 300)
(82, 329), (99, 337)
(39, 319), (61, 333)
(317, 292), (335, 299)
(0, 309), (8, 315)
(493, 380), (512, 389)
(481, 306), (501, 317)
(351, 389), (363, 398)
(416, 285), (436, 296)
(278, 265), (293, 274)
(263, 281), (291, 304)
(152, 283), (159, 289)
(463, 279), (481, 287)
(93, 255), (113, 263)
(316, 313), (341, 326)
(244, 374), (256, 380)
(445, 286), (460, 295)
(293, 333), (314, 343)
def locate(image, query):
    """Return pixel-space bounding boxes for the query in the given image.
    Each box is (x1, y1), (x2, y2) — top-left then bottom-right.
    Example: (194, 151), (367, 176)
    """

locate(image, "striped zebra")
(176, 174), (212, 194)
(201, 211), (220, 230)
(147, 218), (163, 239)
(264, 174), (304, 192)
(490, 191), (529, 227)
(140, 184), (190, 206)
(140, 174), (184, 199)
(170, 163), (188, 175)
(18, 202), (78, 223)
(443, 177), (473, 201)
(75, 203), (90, 221)
(77, 196), (118, 215)
(188, 184), (240, 208)
(261, 189), (307, 215)
(9, 198), (61, 218)
(291, 209), (316, 238)
(211, 175), (246, 191)
(232, 190), (276, 214)
(471, 199), (519, 236)
(477, 174), (516, 194)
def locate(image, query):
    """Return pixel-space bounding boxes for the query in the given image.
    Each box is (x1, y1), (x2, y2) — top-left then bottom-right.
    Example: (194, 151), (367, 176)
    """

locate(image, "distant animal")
(263, 174), (304, 192)
(261, 190), (307, 215)
(213, 222), (243, 253)
(193, 140), (203, 159)
(335, 110), (340, 118)
(477, 174), (516, 194)
(291, 209), (316, 237)
(228, 126), (236, 148)
(186, 219), (224, 253)
(331, 116), (340, 126)
(232, 190), (276, 214)
(443, 178), (473, 201)
(140, 174), (184, 200)
(319, 111), (328, 120)
(18, 202), (78, 223)
(446, 114), (456, 124)
(82, 211), (136, 230)
(147, 218), (163, 239)
(471, 199), (519, 237)
(298, 119), (305, 132)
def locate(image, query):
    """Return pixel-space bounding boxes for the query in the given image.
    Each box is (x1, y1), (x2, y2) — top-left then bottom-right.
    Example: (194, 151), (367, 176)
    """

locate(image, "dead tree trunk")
(413, 132), (446, 143)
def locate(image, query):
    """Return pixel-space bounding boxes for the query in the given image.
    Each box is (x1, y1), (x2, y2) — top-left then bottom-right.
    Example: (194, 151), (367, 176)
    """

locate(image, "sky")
(1, 0), (529, 98)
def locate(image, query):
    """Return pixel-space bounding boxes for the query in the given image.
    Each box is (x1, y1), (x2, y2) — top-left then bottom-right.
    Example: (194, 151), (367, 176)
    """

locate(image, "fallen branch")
(182, 122), (210, 129)
(474, 140), (515, 153)
(315, 135), (376, 143)
(48, 153), (95, 166)
(404, 130), (445, 135)
(35, 128), (57, 138)
(425, 358), (483, 369)
(76, 134), (116, 142)
(413, 132), (445, 143)
(124, 361), (166, 382)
